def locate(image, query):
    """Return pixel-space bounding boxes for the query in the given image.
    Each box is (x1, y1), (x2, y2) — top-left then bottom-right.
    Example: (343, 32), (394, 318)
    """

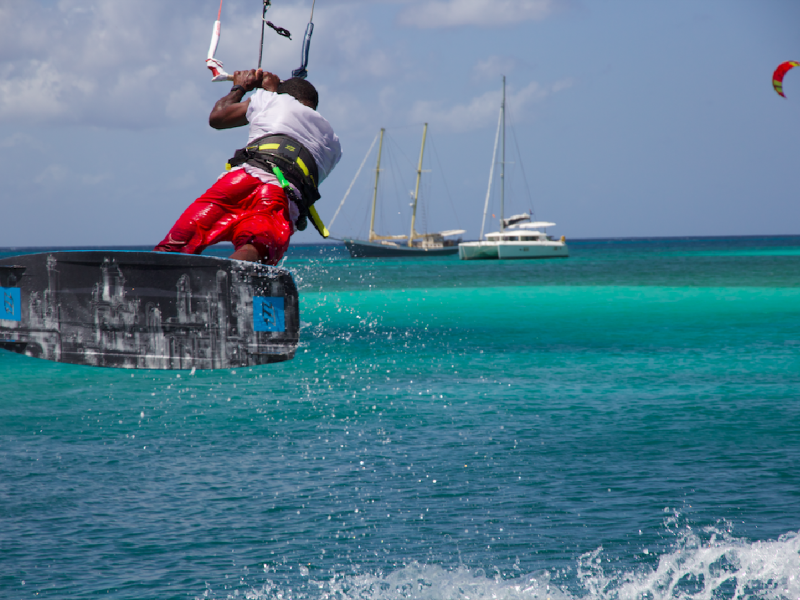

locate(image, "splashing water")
(230, 564), (568, 600)
(198, 527), (800, 600)
(577, 527), (800, 600)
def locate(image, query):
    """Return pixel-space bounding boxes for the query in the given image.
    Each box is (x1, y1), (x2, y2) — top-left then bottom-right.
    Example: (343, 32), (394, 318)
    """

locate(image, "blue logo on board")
(253, 297), (285, 332)
(0, 287), (21, 322)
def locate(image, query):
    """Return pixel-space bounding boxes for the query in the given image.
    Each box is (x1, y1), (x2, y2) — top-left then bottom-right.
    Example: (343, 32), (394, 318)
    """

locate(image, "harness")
(226, 134), (328, 237)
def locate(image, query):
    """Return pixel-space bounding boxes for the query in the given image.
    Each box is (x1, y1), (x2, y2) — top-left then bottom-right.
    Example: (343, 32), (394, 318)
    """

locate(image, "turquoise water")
(2, 237), (800, 599)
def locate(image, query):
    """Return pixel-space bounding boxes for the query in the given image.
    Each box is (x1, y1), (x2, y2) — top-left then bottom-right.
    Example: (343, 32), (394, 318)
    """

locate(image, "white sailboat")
(458, 77), (568, 261)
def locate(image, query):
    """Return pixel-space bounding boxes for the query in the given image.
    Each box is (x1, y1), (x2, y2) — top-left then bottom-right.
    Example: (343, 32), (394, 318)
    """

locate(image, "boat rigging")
(333, 126), (465, 258)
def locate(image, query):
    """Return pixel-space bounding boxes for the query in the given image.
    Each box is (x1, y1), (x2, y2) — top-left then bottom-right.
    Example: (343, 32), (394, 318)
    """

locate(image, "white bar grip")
(206, 20), (233, 81)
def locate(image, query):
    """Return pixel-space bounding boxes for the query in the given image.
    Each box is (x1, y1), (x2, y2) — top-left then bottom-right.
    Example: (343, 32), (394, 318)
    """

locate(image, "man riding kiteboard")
(155, 68), (341, 263)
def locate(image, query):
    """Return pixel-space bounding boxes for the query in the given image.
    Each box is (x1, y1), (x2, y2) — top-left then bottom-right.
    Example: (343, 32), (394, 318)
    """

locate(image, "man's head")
(277, 78), (319, 110)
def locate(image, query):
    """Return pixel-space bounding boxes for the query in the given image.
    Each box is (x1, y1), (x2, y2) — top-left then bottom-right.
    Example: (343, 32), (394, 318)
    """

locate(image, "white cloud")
(507, 78), (574, 115)
(165, 81), (206, 122)
(472, 56), (519, 82)
(82, 173), (112, 186)
(410, 88), (499, 133)
(0, 0), (563, 136)
(35, 164), (72, 185)
(0, 132), (38, 149)
(33, 163), (110, 186)
(551, 78), (574, 93)
(398, 0), (557, 28)
(0, 1), (397, 129)
(315, 87), (365, 132)
(409, 79), (572, 132)
(0, 0), (204, 127)
(0, 0), (329, 128)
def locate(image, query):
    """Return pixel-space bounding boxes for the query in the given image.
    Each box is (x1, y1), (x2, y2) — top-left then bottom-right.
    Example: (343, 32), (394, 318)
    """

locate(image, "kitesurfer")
(154, 68), (341, 263)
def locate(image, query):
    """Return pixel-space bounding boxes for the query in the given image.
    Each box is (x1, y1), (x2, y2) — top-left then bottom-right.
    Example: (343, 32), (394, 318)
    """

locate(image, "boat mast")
(500, 76), (506, 232)
(480, 84), (503, 241)
(408, 123), (428, 247)
(368, 128), (385, 242)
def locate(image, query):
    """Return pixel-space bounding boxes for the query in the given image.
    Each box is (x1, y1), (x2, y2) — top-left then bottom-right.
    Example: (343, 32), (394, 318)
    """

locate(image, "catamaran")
(458, 77), (568, 261)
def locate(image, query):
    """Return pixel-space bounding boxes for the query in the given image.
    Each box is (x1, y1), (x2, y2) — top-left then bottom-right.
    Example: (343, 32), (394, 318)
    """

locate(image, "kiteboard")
(0, 251), (298, 370)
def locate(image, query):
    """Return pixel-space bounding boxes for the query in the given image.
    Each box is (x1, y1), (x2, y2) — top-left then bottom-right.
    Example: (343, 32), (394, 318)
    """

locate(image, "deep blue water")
(1, 236), (800, 599)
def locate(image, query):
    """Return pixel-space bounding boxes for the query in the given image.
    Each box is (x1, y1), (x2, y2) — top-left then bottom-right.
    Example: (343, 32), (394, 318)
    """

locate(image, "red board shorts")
(154, 169), (292, 265)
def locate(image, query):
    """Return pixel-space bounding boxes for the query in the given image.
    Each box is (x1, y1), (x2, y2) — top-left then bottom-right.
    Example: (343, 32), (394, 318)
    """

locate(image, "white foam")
(577, 527), (800, 600)
(202, 528), (800, 600)
(236, 563), (570, 600)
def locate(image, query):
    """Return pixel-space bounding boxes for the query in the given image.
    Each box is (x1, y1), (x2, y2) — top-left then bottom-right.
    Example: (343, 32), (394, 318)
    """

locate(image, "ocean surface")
(1, 236), (800, 600)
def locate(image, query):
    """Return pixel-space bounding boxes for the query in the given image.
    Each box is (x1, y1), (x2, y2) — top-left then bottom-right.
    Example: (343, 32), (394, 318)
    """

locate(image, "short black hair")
(277, 78), (319, 110)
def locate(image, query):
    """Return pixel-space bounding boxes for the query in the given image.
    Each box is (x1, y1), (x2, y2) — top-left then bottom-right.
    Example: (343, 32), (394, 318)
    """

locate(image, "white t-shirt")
(245, 89), (342, 182)
(228, 89), (341, 227)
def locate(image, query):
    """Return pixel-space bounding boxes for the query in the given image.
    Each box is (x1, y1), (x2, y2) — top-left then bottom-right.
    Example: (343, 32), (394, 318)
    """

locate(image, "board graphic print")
(0, 251), (299, 370)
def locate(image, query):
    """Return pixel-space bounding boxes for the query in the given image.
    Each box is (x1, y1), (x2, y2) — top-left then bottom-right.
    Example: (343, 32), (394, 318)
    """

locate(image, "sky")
(1, 0), (799, 247)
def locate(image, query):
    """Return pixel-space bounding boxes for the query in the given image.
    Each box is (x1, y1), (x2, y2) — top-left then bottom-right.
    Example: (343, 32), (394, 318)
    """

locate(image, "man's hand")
(261, 71), (280, 93)
(209, 68), (280, 129)
(233, 69), (264, 92)
(210, 71), (260, 129)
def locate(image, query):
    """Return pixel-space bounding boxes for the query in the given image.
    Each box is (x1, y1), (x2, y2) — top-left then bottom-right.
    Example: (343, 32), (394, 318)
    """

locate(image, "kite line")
(206, 0), (317, 83)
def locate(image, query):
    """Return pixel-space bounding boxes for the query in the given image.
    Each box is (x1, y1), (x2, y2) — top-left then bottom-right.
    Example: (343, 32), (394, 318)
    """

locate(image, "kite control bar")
(206, 0), (316, 83)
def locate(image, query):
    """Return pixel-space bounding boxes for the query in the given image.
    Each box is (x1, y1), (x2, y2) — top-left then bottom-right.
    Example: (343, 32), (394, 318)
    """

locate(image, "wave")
(576, 526), (800, 600)
(206, 526), (800, 600)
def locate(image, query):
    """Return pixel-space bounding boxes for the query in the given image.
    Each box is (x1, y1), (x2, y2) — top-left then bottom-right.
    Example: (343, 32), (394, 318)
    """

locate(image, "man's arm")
(209, 69), (263, 129)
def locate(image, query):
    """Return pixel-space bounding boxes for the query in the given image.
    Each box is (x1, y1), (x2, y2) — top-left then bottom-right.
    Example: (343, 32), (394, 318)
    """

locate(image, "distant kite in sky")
(773, 61), (799, 97)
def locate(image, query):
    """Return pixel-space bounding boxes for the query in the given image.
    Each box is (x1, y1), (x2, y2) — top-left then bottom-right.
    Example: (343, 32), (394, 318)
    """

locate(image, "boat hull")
(498, 242), (569, 259)
(459, 241), (569, 260)
(458, 242), (499, 260)
(344, 239), (459, 258)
